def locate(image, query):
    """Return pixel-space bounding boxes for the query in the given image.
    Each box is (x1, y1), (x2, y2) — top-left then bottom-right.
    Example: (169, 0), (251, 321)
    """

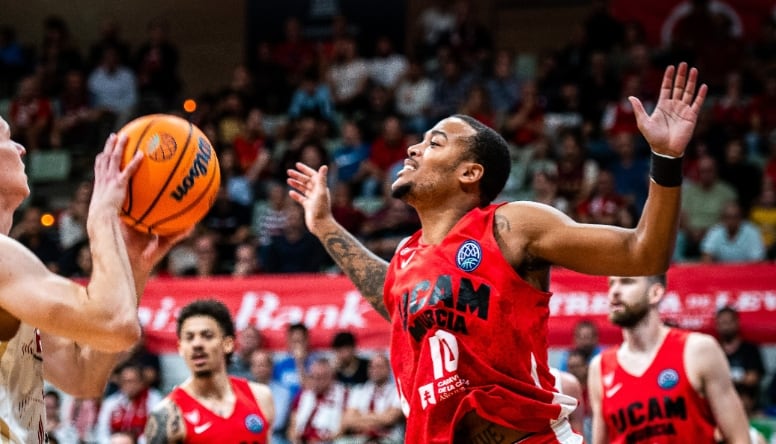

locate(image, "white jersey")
(0, 322), (45, 443)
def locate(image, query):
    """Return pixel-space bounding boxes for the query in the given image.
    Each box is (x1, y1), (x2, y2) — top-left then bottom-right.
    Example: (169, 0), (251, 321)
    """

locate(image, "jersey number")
(428, 330), (459, 379)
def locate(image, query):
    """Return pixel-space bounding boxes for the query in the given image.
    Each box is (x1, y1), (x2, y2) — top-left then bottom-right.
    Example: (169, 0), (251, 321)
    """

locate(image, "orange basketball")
(118, 114), (220, 236)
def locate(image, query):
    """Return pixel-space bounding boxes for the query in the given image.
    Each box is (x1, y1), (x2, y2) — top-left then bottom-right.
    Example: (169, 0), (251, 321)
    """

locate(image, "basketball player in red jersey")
(288, 63), (705, 443)
(0, 120), (185, 443)
(144, 299), (274, 443)
(588, 275), (750, 444)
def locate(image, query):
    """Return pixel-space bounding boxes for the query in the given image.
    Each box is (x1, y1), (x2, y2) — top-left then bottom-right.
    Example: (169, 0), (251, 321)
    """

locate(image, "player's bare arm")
(497, 63), (706, 276)
(145, 399), (185, 444)
(587, 355), (608, 444)
(685, 333), (750, 444)
(288, 163), (390, 321)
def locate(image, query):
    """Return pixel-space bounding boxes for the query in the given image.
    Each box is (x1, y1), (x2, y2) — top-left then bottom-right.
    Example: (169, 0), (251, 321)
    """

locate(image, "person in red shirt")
(588, 275), (750, 444)
(288, 63), (705, 443)
(144, 300), (274, 443)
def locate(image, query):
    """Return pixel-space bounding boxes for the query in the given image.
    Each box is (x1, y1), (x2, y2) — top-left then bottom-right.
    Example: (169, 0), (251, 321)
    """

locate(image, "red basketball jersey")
(600, 329), (717, 443)
(384, 204), (577, 443)
(169, 376), (269, 444)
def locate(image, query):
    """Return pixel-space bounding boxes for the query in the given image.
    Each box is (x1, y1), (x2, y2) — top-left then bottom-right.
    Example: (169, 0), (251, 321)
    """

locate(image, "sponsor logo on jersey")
(456, 240), (482, 272)
(244, 413), (265, 433)
(657, 368), (679, 390)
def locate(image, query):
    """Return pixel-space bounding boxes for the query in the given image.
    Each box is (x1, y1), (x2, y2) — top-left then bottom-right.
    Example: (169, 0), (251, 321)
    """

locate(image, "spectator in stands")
(263, 200), (328, 273)
(413, 0), (456, 61)
(458, 83), (496, 129)
(368, 35), (408, 94)
(525, 170), (570, 215)
(559, 320), (603, 372)
(327, 37), (369, 117)
(601, 74), (647, 140)
(10, 205), (61, 271)
(251, 349), (293, 444)
(96, 362), (162, 443)
(503, 79), (546, 149)
(58, 179), (91, 249)
(0, 25), (28, 99)
(201, 185), (253, 252)
(232, 240), (262, 276)
(607, 131), (649, 214)
(213, 90), (246, 148)
(339, 354), (405, 443)
(361, 197), (421, 261)
(87, 17), (131, 70)
(361, 116), (410, 195)
(273, 323), (317, 407)
(701, 200), (766, 263)
(118, 331), (162, 392)
(394, 58), (434, 135)
(331, 331), (369, 387)
(38, 15), (84, 97)
(555, 129), (599, 207)
(749, 178), (776, 259)
(288, 69), (336, 125)
(680, 155), (738, 258)
(331, 182), (367, 235)
(575, 169), (634, 228)
(709, 71), (753, 146)
(58, 240), (92, 278)
(715, 306), (766, 393)
(250, 40), (289, 115)
(331, 120), (372, 195)
(718, 138), (763, 214)
(44, 390), (78, 444)
(255, 181), (290, 250)
(438, 0), (493, 73)
(9, 75), (53, 151)
(228, 325), (262, 380)
(133, 18), (181, 113)
(429, 55), (475, 123)
(486, 49), (522, 126)
(232, 108), (272, 177)
(183, 230), (226, 277)
(564, 349), (592, 442)
(88, 45), (138, 129)
(271, 17), (315, 90)
(288, 357), (347, 444)
(50, 69), (100, 149)
(358, 85), (398, 142)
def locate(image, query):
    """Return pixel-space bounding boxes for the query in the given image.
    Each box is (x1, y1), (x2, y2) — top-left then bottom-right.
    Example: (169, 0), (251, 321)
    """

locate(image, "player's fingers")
(691, 84), (708, 115)
(658, 65), (675, 103)
(672, 62), (688, 101)
(628, 96), (647, 127)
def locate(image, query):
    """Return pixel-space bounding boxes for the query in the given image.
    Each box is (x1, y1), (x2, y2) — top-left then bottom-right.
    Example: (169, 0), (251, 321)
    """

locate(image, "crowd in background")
(2, 0), (776, 442)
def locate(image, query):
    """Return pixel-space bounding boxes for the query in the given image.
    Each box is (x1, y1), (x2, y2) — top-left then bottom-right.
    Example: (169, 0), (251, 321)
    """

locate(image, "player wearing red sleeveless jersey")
(145, 300), (274, 443)
(588, 275), (749, 444)
(288, 63), (705, 443)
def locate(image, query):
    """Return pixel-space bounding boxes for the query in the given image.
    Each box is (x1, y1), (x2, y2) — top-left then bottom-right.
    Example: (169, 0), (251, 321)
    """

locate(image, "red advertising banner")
(138, 264), (776, 354)
(610, 0), (775, 46)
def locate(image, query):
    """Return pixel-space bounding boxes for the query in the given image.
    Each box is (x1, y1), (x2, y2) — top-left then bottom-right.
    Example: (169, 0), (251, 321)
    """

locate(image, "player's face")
(0, 116), (29, 209)
(607, 276), (651, 328)
(178, 315), (234, 378)
(391, 116), (477, 203)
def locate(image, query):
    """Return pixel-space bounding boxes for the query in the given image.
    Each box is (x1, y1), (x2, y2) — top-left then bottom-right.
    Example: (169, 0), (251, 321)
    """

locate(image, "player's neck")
(417, 203), (476, 245)
(622, 312), (668, 353)
(188, 371), (232, 400)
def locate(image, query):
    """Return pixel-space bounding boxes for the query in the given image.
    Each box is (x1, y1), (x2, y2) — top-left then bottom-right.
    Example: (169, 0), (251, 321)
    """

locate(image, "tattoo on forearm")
(145, 406), (176, 444)
(323, 232), (390, 321)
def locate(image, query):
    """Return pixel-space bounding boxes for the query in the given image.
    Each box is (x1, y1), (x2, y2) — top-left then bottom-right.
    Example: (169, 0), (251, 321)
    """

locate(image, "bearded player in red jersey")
(288, 63), (705, 443)
(588, 275), (750, 444)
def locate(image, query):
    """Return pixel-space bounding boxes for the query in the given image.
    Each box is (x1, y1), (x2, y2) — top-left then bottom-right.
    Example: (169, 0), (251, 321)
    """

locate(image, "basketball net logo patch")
(456, 240), (482, 272)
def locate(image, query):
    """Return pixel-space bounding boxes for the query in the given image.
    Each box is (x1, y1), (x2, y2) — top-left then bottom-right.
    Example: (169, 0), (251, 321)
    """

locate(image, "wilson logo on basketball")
(170, 137), (212, 202)
(147, 133), (178, 161)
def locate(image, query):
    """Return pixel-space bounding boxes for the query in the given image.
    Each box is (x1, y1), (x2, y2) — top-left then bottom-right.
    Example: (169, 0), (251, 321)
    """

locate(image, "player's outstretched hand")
(88, 133), (142, 229)
(287, 162), (334, 237)
(629, 62), (707, 158)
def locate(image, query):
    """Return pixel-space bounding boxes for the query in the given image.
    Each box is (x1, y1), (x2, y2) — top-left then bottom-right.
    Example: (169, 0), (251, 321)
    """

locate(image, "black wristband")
(650, 152), (683, 187)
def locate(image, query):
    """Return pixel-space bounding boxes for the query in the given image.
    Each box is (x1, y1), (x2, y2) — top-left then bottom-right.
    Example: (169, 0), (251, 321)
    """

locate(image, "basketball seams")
(149, 153), (220, 232)
(134, 120), (195, 225)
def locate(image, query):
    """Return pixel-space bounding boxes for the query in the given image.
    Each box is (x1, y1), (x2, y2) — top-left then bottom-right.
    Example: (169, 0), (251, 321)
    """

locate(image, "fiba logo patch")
(657, 368), (679, 389)
(456, 240), (482, 272)
(244, 414), (265, 433)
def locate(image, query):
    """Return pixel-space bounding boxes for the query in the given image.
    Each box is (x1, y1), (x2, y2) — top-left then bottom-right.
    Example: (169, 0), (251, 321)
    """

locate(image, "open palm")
(629, 63), (707, 157)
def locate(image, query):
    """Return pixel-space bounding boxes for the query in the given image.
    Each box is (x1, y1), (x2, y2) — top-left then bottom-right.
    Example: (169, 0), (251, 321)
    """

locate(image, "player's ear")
(648, 283), (665, 305)
(223, 335), (235, 354)
(459, 162), (484, 185)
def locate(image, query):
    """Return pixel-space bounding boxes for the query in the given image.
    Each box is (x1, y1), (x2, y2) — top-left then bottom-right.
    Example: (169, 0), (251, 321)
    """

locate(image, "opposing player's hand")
(629, 62), (707, 158)
(88, 133), (142, 227)
(287, 162), (334, 236)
